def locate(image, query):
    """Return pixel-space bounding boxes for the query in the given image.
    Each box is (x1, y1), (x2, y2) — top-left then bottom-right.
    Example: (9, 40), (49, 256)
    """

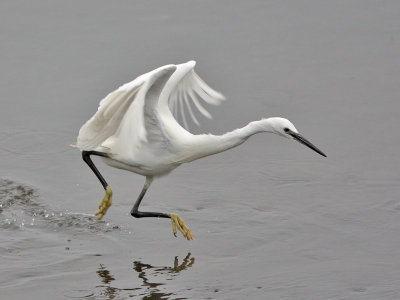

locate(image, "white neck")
(182, 119), (276, 162)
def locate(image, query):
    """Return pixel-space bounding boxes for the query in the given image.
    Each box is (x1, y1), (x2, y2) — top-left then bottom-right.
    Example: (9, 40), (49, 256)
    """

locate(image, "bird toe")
(94, 186), (113, 220)
(170, 213), (193, 240)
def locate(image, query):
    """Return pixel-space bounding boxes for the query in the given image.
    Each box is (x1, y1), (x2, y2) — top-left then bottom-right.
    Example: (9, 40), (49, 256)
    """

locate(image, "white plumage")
(77, 61), (225, 177)
(75, 61), (326, 240)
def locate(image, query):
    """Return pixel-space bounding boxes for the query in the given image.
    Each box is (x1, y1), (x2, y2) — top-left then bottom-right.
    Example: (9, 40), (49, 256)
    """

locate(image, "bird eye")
(283, 128), (290, 133)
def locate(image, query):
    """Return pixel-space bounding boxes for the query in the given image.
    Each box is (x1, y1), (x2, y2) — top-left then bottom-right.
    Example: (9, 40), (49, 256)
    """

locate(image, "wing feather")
(179, 89), (189, 129)
(108, 66), (177, 161)
(76, 80), (143, 150)
(188, 88), (211, 119)
(183, 91), (200, 126)
(160, 61), (225, 130)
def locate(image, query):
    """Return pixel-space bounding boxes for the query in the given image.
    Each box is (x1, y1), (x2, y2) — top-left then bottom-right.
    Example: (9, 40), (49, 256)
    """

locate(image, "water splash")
(0, 178), (119, 233)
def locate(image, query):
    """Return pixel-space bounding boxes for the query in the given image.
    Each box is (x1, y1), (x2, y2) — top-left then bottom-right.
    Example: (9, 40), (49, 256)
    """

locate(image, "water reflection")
(95, 253), (195, 299)
(96, 264), (119, 299)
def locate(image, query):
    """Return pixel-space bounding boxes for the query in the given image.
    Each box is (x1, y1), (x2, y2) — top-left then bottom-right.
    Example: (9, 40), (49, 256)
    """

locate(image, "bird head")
(267, 117), (327, 157)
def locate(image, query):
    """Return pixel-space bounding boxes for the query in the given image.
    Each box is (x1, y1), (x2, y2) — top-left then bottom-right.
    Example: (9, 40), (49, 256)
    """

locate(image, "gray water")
(1, 1), (400, 299)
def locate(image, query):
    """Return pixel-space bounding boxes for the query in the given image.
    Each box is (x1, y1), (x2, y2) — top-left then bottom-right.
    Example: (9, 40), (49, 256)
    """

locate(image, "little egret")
(74, 61), (326, 240)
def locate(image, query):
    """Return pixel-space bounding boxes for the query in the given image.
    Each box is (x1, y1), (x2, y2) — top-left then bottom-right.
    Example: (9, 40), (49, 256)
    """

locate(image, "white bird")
(75, 61), (326, 240)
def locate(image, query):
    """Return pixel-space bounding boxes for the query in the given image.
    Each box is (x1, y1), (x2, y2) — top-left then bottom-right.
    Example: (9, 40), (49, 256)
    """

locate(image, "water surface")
(1, 1), (400, 299)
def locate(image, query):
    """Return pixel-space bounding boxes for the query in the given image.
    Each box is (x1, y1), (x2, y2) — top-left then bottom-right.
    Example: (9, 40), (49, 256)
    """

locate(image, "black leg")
(82, 150), (113, 219)
(82, 151), (109, 190)
(130, 177), (193, 239)
(130, 177), (170, 219)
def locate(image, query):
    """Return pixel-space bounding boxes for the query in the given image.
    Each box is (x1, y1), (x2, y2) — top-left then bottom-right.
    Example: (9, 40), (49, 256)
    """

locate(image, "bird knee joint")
(131, 210), (141, 218)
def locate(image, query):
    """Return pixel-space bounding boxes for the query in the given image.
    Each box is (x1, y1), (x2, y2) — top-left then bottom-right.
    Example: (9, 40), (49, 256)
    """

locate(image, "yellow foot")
(94, 186), (112, 220)
(170, 213), (193, 240)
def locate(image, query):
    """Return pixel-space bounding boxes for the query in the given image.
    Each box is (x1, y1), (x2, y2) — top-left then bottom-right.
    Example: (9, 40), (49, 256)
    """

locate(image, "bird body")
(75, 61), (326, 240)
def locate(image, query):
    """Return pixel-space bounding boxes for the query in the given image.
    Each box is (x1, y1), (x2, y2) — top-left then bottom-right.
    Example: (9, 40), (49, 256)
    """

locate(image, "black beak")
(288, 131), (327, 157)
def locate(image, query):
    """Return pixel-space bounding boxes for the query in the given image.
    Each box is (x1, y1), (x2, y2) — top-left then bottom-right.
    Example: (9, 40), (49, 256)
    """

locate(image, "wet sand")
(1, 1), (400, 299)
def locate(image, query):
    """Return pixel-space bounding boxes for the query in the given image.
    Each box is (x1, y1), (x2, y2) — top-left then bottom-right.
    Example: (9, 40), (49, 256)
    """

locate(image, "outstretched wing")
(109, 66), (177, 161)
(76, 61), (224, 162)
(162, 61), (225, 130)
(76, 77), (144, 151)
(76, 65), (177, 153)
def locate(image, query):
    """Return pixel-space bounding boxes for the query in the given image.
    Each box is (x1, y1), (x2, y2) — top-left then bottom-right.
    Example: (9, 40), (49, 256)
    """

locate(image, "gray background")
(1, 1), (400, 299)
